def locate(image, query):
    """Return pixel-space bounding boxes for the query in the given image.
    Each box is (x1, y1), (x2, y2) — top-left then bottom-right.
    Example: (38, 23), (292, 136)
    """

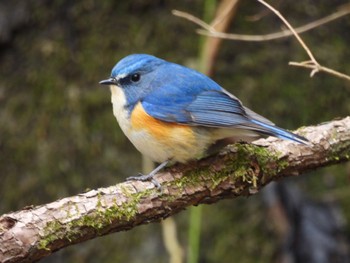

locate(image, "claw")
(127, 173), (161, 189)
(126, 160), (169, 190)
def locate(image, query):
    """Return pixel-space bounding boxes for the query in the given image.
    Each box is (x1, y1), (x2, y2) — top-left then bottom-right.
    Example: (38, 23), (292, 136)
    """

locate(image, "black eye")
(130, 73), (140, 82)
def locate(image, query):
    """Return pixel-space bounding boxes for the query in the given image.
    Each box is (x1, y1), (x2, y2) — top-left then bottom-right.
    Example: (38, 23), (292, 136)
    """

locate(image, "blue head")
(99, 54), (223, 112)
(99, 54), (167, 109)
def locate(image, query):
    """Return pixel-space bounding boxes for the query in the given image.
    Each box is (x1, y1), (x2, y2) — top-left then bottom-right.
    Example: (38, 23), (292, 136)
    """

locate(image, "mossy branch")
(0, 117), (349, 263)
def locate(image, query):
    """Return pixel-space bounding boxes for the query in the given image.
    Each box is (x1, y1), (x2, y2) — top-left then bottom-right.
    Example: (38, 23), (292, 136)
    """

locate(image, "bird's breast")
(129, 102), (204, 163)
(110, 86), (214, 163)
(110, 86), (131, 135)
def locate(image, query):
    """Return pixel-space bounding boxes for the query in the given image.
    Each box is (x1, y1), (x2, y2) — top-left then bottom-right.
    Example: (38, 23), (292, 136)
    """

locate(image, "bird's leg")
(126, 160), (169, 189)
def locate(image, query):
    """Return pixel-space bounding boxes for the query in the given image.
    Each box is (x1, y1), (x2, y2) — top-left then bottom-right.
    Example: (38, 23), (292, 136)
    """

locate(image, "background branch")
(174, 6), (350, 42)
(257, 0), (350, 80)
(289, 61), (350, 81)
(173, 2), (350, 81)
(1, 117), (349, 263)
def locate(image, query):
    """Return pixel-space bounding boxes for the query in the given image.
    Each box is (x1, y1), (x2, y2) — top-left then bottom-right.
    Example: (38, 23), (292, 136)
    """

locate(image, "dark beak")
(99, 77), (118, 86)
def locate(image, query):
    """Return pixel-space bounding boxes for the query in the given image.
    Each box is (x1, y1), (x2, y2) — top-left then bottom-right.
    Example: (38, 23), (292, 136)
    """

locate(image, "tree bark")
(0, 117), (349, 263)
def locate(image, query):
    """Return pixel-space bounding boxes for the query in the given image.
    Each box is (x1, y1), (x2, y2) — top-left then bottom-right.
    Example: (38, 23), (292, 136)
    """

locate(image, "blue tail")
(251, 120), (309, 145)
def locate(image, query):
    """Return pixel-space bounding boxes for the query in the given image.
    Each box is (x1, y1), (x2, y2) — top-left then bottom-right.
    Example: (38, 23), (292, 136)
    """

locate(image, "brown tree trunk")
(0, 117), (349, 263)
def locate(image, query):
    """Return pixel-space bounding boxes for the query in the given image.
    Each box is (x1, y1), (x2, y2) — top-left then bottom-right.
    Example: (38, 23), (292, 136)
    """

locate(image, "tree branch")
(173, 5), (350, 42)
(256, 0), (350, 80)
(1, 117), (350, 263)
(173, 2), (350, 81)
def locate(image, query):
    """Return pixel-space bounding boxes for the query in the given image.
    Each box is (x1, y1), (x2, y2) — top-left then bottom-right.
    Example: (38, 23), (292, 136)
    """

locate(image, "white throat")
(110, 85), (131, 135)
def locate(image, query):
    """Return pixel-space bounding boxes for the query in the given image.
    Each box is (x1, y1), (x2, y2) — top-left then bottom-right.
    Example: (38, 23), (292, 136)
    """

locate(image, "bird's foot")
(127, 173), (161, 189)
(126, 160), (169, 190)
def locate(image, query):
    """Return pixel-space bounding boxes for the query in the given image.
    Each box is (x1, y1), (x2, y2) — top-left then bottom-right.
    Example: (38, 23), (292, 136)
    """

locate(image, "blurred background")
(0, 0), (349, 262)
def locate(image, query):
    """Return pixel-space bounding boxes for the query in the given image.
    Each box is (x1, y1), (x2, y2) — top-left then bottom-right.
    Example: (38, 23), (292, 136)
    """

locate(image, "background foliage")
(0, 0), (349, 262)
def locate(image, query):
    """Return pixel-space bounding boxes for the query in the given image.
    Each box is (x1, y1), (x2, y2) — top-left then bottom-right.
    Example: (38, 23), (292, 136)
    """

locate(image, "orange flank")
(129, 102), (214, 163)
(130, 102), (194, 142)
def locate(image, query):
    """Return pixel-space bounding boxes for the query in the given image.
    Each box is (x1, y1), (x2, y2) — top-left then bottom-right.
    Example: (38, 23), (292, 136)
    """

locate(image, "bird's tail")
(250, 119), (310, 145)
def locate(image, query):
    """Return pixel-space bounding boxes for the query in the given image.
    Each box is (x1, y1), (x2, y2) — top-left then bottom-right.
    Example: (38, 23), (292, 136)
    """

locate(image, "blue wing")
(141, 62), (308, 144)
(141, 59), (266, 128)
(142, 88), (251, 126)
(141, 61), (250, 126)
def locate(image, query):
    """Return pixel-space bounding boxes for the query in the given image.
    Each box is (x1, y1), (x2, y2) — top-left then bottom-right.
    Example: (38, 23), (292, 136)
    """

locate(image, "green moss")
(328, 139), (350, 163)
(38, 220), (63, 250)
(222, 144), (286, 188)
(167, 143), (288, 193)
(171, 167), (209, 190)
(37, 188), (153, 251)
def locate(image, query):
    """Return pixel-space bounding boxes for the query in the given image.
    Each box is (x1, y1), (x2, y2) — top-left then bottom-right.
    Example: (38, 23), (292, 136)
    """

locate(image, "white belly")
(109, 86), (213, 163)
(110, 86), (131, 136)
(109, 86), (177, 162)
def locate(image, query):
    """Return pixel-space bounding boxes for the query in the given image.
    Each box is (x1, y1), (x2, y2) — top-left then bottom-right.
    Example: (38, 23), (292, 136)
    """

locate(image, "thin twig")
(173, 3), (350, 81)
(257, 0), (350, 79)
(211, 0), (238, 28)
(198, 7), (350, 41)
(174, 6), (350, 42)
(257, 0), (320, 74)
(289, 61), (350, 81)
(172, 10), (216, 32)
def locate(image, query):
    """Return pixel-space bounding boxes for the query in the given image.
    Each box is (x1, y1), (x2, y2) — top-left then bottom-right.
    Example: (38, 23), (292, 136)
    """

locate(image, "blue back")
(110, 54), (247, 126)
(108, 54), (308, 144)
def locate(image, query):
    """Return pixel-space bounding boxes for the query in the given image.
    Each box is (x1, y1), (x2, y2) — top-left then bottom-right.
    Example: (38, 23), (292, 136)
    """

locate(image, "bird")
(99, 54), (308, 187)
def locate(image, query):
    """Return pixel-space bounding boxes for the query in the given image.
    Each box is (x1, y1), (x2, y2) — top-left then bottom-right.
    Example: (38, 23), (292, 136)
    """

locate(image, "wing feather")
(138, 61), (308, 145)
(142, 88), (252, 127)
